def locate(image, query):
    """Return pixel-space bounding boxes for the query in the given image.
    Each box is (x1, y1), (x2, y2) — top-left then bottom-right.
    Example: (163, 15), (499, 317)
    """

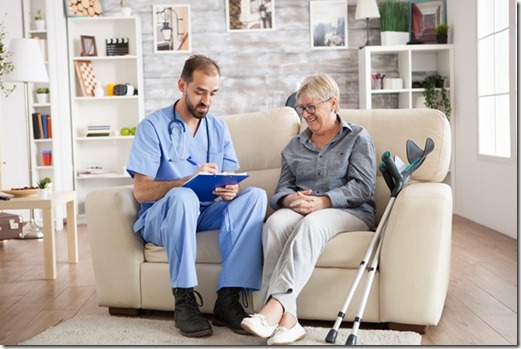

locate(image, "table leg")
(42, 207), (56, 280)
(66, 198), (79, 263)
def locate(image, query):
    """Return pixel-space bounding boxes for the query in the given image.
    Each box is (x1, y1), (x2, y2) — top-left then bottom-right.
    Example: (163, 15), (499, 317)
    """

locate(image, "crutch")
(325, 138), (435, 345)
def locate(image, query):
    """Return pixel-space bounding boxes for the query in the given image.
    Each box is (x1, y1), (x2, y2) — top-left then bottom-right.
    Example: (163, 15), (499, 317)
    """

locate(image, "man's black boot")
(212, 287), (250, 335)
(173, 288), (213, 337)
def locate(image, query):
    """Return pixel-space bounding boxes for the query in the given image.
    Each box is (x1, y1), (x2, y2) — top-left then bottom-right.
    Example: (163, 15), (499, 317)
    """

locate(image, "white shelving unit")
(358, 44), (455, 202)
(21, 0), (72, 229)
(358, 44), (454, 111)
(67, 16), (144, 218)
(23, 0), (52, 187)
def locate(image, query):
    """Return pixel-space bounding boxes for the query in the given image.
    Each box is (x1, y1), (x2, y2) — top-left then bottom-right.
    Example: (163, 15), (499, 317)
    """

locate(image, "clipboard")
(183, 172), (249, 201)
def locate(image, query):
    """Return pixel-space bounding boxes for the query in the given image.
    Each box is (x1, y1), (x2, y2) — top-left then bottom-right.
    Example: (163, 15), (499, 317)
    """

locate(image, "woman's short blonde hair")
(296, 73), (340, 112)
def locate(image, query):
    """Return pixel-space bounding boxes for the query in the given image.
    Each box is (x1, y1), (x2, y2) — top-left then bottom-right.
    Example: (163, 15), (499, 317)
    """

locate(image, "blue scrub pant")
(140, 186), (267, 292)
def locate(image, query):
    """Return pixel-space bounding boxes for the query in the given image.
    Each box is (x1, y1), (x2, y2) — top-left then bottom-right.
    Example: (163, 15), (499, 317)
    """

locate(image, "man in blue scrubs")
(127, 55), (267, 337)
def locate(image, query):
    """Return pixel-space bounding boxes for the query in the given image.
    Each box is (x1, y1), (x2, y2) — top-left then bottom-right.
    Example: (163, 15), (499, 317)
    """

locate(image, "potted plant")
(120, 0), (132, 16)
(378, 0), (409, 46)
(34, 9), (45, 31)
(0, 18), (14, 97)
(35, 87), (49, 104)
(435, 23), (449, 44)
(36, 177), (52, 199)
(422, 73), (451, 119)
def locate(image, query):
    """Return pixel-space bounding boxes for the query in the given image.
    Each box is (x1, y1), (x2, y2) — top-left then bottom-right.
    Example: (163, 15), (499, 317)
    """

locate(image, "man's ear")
(178, 78), (185, 93)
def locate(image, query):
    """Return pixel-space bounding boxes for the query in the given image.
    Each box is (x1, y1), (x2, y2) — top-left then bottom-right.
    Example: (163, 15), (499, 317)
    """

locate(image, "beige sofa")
(86, 107), (452, 331)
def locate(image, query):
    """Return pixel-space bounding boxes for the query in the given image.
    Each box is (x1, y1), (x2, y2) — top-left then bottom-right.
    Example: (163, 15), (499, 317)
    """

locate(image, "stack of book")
(32, 113), (52, 139)
(85, 125), (111, 137)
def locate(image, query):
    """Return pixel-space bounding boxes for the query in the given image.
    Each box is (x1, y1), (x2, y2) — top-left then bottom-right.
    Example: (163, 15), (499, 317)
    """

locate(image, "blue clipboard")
(182, 173), (249, 202)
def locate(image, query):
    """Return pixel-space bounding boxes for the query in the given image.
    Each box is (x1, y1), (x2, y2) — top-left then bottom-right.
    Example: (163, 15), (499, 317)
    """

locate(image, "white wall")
(0, 2), (29, 192)
(450, 0), (517, 239)
(0, 0), (517, 238)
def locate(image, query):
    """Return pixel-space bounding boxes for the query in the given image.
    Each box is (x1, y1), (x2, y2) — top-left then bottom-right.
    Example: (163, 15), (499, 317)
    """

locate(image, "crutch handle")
(382, 153), (403, 197)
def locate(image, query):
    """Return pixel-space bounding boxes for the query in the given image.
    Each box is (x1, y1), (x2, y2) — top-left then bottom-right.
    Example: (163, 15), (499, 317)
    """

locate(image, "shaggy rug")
(20, 314), (421, 346)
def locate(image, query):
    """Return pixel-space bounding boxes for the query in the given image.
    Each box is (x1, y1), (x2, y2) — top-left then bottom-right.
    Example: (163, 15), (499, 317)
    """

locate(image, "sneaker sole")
(240, 320), (275, 338)
(268, 332), (305, 346)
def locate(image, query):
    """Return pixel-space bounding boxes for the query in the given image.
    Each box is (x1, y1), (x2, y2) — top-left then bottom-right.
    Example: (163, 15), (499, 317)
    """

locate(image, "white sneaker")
(267, 323), (306, 345)
(240, 313), (278, 338)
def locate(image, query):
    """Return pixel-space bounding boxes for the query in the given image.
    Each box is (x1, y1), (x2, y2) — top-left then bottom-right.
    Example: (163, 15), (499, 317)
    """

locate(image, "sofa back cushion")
(220, 107), (301, 216)
(300, 108), (451, 222)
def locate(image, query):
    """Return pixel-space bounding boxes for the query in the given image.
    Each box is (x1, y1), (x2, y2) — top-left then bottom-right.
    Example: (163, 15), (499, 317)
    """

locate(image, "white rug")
(20, 314), (421, 346)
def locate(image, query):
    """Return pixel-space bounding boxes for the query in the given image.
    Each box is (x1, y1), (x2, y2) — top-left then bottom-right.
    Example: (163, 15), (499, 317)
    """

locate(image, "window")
(476, 0), (515, 159)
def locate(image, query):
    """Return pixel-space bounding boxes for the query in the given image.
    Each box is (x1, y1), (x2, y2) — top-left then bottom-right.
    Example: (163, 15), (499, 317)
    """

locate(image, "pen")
(186, 156), (199, 167)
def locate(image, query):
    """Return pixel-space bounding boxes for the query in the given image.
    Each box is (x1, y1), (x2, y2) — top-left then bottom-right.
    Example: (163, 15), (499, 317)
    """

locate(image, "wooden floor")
(0, 215), (517, 345)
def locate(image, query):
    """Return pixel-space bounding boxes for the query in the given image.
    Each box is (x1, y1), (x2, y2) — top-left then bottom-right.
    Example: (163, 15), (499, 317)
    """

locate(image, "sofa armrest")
(379, 182), (452, 325)
(86, 185), (144, 309)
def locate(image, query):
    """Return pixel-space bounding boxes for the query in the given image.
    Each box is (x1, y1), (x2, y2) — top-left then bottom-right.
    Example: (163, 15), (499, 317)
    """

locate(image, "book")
(183, 172), (249, 202)
(47, 116), (52, 139)
(42, 114), (48, 139)
(32, 113), (41, 139)
(37, 113), (44, 139)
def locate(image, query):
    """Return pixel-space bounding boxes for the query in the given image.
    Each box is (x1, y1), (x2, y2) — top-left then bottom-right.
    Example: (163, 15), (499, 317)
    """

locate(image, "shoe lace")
(227, 288), (248, 317)
(240, 288), (249, 309)
(181, 288), (204, 315)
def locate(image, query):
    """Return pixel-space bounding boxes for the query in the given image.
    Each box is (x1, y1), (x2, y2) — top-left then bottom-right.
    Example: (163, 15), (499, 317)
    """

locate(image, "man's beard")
(185, 95), (209, 120)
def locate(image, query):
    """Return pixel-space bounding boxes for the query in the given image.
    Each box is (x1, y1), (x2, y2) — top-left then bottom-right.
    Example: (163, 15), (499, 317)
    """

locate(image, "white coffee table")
(0, 191), (78, 279)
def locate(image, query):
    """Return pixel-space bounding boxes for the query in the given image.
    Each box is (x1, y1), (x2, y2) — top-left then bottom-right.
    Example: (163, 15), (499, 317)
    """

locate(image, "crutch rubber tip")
(325, 329), (337, 343)
(346, 334), (357, 346)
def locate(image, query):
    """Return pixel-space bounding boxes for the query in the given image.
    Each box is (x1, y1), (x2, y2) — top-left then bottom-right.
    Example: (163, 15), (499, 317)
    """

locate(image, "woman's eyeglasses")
(295, 97), (332, 115)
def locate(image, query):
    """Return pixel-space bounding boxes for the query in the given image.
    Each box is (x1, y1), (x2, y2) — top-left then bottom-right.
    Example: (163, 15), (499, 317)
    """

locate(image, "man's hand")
(213, 183), (240, 202)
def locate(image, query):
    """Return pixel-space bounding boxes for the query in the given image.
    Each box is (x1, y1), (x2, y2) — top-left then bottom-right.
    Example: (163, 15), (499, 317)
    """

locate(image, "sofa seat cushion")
(144, 229), (222, 264)
(144, 229), (375, 269)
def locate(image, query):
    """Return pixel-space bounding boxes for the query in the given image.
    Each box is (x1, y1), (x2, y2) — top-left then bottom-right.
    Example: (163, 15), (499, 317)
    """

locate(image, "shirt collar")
(299, 114), (353, 143)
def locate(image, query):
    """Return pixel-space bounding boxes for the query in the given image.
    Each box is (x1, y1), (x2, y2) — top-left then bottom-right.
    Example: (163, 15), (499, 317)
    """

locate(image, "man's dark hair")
(181, 55), (220, 83)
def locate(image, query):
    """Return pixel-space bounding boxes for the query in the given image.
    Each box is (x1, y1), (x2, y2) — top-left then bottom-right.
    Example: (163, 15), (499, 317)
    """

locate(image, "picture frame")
(153, 4), (191, 54)
(74, 60), (97, 97)
(80, 35), (97, 56)
(409, 0), (447, 44)
(226, 0), (274, 32)
(309, 0), (348, 50)
(64, 0), (104, 17)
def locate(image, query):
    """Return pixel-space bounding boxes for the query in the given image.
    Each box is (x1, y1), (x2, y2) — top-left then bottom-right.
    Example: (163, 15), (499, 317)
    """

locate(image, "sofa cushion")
(144, 229), (375, 269)
(220, 106), (301, 173)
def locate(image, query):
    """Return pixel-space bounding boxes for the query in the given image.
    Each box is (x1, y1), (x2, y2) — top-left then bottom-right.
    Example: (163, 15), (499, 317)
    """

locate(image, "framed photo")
(310, 0), (348, 50)
(80, 36), (97, 56)
(74, 60), (97, 97)
(409, 0), (447, 44)
(226, 0), (274, 32)
(153, 4), (191, 54)
(64, 0), (104, 17)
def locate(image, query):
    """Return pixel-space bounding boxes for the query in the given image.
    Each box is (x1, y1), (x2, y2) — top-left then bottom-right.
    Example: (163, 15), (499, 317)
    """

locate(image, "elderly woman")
(241, 74), (377, 345)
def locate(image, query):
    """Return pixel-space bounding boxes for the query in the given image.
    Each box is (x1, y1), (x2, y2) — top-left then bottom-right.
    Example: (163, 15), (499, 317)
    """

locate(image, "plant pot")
(35, 20), (45, 31)
(36, 93), (49, 104)
(37, 188), (48, 199)
(121, 7), (132, 16)
(436, 34), (448, 44)
(380, 31), (409, 46)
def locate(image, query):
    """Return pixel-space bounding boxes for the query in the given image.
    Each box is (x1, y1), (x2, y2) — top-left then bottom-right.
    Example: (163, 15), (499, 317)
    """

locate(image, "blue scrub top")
(127, 103), (240, 231)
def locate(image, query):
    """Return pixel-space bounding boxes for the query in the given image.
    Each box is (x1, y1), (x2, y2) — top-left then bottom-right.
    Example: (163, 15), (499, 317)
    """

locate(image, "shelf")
(33, 102), (51, 108)
(72, 55), (138, 61)
(76, 174), (131, 180)
(68, 15), (144, 216)
(73, 95), (139, 101)
(76, 136), (135, 141)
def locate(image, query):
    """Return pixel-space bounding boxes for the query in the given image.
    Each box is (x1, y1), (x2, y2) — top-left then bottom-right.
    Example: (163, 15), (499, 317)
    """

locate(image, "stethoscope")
(169, 100), (211, 163)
